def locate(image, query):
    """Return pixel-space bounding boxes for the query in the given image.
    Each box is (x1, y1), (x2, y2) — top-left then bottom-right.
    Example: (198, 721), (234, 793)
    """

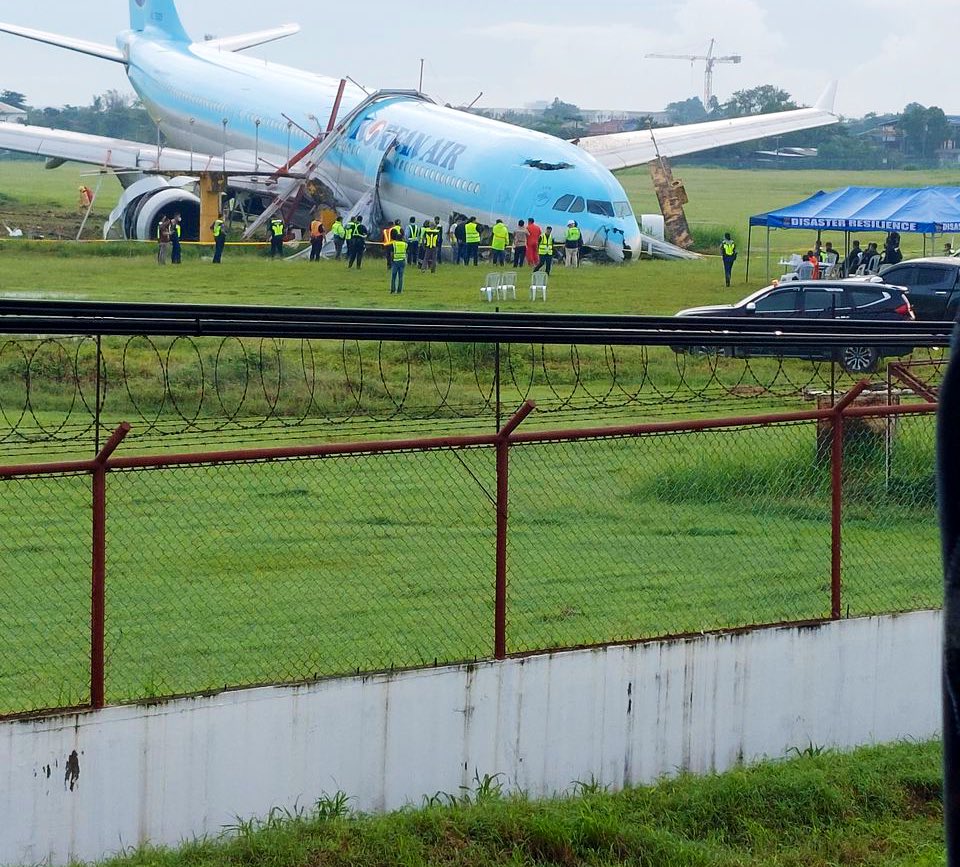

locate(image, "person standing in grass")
(156, 216), (172, 265)
(512, 220), (528, 268)
(490, 219), (509, 266)
(309, 216), (326, 262)
(433, 216), (444, 266)
(721, 232), (737, 287)
(330, 215), (346, 260)
(533, 226), (554, 275)
(390, 229), (407, 294)
(564, 220), (581, 268)
(170, 213), (183, 265)
(421, 220), (440, 273)
(525, 217), (542, 266)
(211, 215), (226, 264)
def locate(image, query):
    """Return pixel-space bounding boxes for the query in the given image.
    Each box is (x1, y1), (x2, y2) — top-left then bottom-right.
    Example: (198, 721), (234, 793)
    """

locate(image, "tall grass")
(95, 741), (944, 867)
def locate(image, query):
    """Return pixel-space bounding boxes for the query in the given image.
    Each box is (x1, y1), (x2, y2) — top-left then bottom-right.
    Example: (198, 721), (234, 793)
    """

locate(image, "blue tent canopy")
(749, 186), (960, 234)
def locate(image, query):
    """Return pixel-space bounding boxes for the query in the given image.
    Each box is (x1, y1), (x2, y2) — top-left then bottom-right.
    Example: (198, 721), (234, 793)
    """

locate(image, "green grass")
(93, 741), (945, 866)
(0, 414), (939, 713)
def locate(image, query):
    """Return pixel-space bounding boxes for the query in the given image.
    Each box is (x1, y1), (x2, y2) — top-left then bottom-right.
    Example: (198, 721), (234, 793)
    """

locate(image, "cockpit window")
(553, 194), (575, 211)
(569, 196), (585, 213)
(587, 200), (615, 217)
(613, 201), (633, 218)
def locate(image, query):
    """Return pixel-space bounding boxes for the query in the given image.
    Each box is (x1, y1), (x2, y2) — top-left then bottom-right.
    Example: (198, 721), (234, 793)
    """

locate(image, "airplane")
(0, 0), (839, 261)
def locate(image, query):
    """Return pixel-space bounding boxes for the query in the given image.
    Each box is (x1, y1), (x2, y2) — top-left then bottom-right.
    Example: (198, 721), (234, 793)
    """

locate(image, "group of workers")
(157, 211), (586, 277)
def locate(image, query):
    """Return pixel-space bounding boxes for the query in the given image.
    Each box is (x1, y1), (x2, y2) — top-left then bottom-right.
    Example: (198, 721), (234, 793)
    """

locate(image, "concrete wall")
(1, 611), (942, 866)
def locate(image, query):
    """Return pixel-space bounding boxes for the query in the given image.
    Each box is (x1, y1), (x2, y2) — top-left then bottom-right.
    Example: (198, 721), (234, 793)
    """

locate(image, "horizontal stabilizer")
(201, 24), (300, 53)
(0, 21), (125, 62)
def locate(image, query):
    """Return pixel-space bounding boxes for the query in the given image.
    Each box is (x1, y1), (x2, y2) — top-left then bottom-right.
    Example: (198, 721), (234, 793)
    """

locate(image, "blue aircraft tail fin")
(129, 0), (190, 42)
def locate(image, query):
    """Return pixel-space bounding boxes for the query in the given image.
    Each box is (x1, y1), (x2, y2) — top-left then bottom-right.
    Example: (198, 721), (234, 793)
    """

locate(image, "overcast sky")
(0, 0), (954, 118)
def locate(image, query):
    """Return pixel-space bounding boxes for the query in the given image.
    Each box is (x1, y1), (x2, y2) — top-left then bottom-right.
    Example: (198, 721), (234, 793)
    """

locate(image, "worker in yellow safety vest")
(490, 219), (509, 267)
(331, 215), (346, 260)
(420, 220), (440, 273)
(390, 229), (408, 294)
(405, 217), (421, 265)
(721, 232), (737, 287)
(464, 216), (481, 266)
(269, 217), (285, 258)
(211, 216), (226, 264)
(533, 226), (554, 276)
(382, 224), (395, 270)
(564, 220), (582, 268)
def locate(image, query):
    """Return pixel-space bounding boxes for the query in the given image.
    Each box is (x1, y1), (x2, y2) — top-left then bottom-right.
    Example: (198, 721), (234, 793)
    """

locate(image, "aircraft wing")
(0, 20), (125, 62)
(575, 83), (839, 171)
(201, 25), (301, 52)
(0, 121), (260, 174)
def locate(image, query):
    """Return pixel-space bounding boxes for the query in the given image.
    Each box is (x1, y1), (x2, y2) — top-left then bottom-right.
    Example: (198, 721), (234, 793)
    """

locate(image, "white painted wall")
(0, 611), (942, 866)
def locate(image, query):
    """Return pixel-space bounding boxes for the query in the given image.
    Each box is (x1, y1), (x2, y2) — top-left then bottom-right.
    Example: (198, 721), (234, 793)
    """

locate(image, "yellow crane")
(646, 39), (742, 109)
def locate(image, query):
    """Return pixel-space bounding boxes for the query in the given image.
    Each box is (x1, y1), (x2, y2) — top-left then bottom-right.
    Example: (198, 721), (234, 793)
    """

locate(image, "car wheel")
(689, 345), (718, 357)
(840, 346), (879, 374)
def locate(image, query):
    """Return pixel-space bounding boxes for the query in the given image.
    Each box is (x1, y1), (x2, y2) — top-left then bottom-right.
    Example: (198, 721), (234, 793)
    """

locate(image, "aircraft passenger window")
(553, 195), (575, 211)
(569, 197), (585, 213)
(587, 200), (615, 217)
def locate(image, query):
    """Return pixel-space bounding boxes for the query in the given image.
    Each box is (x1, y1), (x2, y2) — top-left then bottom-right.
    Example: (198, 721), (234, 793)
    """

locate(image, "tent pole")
(766, 227), (771, 282)
(844, 230), (850, 276)
(746, 224), (753, 282)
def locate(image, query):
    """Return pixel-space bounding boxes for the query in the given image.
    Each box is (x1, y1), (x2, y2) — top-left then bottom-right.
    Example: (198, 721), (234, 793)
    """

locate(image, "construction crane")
(646, 39), (742, 109)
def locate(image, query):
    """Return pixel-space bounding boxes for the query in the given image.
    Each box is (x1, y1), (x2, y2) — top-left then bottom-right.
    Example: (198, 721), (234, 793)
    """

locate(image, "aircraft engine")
(130, 188), (201, 242)
(103, 176), (201, 241)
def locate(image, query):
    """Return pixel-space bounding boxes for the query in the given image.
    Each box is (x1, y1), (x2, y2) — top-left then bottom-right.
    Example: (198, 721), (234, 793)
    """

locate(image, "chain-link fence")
(0, 472), (91, 715)
(0, 394), (942, 718)
(507, 421), (833, 654)
(104, 448), (496, 701)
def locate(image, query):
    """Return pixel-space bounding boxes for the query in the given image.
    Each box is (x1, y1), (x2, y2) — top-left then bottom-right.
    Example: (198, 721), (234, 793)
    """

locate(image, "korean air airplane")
(0, 0), (838, 259)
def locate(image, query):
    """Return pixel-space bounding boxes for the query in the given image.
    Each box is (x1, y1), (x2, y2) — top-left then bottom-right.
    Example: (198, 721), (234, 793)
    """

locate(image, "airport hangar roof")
(749, 186), (960, 235)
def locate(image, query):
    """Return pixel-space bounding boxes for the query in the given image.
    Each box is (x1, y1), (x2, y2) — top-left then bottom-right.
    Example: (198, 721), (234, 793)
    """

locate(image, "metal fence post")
(90, 423), (131, 709)
(830, 380), (871, 620)
(494, 401), (535, 659)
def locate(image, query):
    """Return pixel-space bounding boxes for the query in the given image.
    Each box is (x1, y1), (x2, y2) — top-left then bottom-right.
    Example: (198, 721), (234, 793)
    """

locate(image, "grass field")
(0, 165), (949, 714)
(2, 408), (939, 714)
(97, 741), (945, 866)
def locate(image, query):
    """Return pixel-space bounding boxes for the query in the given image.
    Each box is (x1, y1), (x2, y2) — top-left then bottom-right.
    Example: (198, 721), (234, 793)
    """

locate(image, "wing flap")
(201, 24), (300, 53)
(0, 122), (259, 174)
(576, 84), (839, 171)
(0, 21), (125, 62)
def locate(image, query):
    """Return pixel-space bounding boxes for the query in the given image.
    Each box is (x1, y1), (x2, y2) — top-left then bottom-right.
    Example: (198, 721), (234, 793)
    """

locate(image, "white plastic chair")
(530, 272), (548, 301)
(480, 272), (501, 302)
(499, 271), (517, 300)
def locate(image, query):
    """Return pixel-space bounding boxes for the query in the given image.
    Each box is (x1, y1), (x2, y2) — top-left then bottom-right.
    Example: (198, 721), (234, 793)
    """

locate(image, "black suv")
(874, 257), (960, 320)
(673, 281), (915, 373)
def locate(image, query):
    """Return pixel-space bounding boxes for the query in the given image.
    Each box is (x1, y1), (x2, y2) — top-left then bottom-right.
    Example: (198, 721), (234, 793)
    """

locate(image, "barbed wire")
(0, 335), (945, 458)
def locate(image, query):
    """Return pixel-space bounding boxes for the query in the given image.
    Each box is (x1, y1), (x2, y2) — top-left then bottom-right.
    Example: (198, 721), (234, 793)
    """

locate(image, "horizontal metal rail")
(0, 299), (952, 348)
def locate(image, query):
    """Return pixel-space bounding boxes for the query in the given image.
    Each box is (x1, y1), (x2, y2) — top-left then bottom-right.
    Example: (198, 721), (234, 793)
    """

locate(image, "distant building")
(862, 114), (960, 165)
(0, 102), (26, 123)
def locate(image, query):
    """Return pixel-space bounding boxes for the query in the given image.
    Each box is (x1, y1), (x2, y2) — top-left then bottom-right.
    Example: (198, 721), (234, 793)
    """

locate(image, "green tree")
(722, 85), (796, 118)
(0, 90), (27, 109)
(665, 96), (707, 125)
(899, 103), (951, 158)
